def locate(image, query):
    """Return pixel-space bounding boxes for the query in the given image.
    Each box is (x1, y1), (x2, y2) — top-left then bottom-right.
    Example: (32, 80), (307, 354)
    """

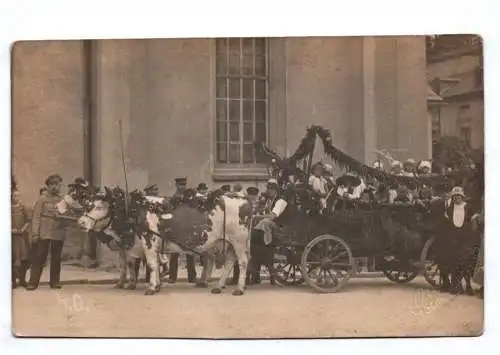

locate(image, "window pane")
(229, 122), (240, 141)
(243, 122), (253, 142)
(255, 79), (266, 99)
(255, 38), (266, 55)
(229, 144), (240, 163)
(255, 55), (266, 76)
(216, 121), (227, 141)
(255, 122), (266, 142)
(216, 78), (227, 98)
(216, 100), (227, 120)
(242, 100), (253, 121)
(217, 143), (227, 163)
(243, 144), (254, 163)
(242, 79), (253, 99)
(228, 79), (240, 98)
(242, 55), (254, 75)
(255, 100), (266, 121)
(229, 100), (240, 121)
(228, 38), (240, 54)
(242, 38), (254, 56)
(216, 55), (227, 75)
(228, 55), (240, 75)
(216, 39), (227, 54)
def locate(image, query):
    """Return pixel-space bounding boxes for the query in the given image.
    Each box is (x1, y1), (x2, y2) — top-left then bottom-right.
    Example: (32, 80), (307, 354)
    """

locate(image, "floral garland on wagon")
(255, 125), (478, 193)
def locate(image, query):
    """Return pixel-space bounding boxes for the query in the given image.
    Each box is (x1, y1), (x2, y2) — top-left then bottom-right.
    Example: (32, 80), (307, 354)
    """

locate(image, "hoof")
(126, 284), (137, 290)
(144, 288), (156, 295)
(466, 288), (475, 296)
(195, 282), (208, 288)
(232, 289), (244, 296)
(155, 285), (161, 292)
(115, 282), (125, 289)
(211, 287), (222, 294)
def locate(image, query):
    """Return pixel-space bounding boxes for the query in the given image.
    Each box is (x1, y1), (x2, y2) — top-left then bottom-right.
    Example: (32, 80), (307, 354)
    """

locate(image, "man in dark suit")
(168, 177), (197, 283)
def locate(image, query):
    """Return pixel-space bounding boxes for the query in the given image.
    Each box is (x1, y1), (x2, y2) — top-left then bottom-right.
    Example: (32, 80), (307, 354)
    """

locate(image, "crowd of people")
(11, 154), (484, 297)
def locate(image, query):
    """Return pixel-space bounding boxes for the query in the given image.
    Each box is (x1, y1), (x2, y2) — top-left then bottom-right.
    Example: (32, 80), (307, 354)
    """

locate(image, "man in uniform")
(27, 175), (67, 290)
(168, 177), (197, 283)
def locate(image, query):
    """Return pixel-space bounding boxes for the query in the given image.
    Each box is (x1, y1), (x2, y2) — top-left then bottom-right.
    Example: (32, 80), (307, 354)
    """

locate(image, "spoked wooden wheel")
(420, 236), (442, 289)
(383, 263), (419, 284)
(300, 234), (354, 293)
(273, 245), (305, 286)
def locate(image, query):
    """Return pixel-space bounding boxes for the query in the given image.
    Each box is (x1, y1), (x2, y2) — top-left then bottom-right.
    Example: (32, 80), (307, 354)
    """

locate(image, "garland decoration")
(256, 125), (478, 191)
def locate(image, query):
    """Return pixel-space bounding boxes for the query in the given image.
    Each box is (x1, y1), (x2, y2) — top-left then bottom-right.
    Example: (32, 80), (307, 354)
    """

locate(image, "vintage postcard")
(10, 35), (484, 338)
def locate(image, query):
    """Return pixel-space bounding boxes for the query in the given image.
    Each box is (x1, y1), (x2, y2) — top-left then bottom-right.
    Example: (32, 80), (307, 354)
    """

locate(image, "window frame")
(211, 38), (276, 181)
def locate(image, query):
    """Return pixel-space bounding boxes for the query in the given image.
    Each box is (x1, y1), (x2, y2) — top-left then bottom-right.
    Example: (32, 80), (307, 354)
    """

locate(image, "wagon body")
(265, 200), (438, 292)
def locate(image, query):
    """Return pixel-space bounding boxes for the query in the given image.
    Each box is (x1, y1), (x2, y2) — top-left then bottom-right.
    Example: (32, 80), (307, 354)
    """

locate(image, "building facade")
(427, 35), (484, 149)
(12, 37), (430, 206)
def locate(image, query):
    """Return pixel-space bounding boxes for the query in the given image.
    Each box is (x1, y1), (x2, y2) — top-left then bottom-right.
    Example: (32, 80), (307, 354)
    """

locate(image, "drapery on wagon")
(254, 125), (481, 293)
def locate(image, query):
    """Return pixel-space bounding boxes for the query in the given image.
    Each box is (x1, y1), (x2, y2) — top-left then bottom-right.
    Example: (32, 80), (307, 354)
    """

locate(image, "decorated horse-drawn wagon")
(255, 125), (481, 293)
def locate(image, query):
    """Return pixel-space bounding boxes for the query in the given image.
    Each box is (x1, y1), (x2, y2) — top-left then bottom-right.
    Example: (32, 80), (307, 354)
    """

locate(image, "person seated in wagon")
(308, 162), (332, 211)
(335, 173), (364, 210)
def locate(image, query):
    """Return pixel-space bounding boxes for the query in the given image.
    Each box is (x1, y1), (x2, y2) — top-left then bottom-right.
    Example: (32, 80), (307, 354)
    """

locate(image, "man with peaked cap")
(168, 177), (197, 284)
(220, 184), (231, 194)
(27, 174), (66, 290)
(171, 177), (188, 208)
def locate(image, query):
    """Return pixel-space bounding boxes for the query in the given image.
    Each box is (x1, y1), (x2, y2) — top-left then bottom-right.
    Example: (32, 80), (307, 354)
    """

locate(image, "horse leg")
(144, 257), (151, 283)
(211, 251), (236, 294)
(142, 236), (161, 295)
(115, 249), (127, 289)
(232, 242), (249, 296)
(126, 257), (138, 290)
(196, 254), (213, 288)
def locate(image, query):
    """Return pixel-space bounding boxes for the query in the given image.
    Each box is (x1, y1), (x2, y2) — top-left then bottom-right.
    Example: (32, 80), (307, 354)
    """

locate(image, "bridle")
(81, 202), (114, 232)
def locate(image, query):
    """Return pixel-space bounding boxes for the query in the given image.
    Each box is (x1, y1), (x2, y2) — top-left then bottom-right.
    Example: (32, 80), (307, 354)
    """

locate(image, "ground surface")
(12, 277), (483, 338)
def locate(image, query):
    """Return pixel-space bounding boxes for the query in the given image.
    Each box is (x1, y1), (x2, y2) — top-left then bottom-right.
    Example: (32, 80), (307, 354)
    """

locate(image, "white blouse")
(452, 203), (466, 228)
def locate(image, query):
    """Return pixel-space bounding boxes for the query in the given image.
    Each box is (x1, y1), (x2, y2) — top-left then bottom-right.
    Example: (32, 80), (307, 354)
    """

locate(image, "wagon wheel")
(382, 261), (419, 284)
(300, 234), (354, 293)
(420, 236), (442, 289)
(273, 245), (305, 286)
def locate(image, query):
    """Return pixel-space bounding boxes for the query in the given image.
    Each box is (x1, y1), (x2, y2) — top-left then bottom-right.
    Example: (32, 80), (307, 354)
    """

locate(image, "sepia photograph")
(10, 34), (484, 338)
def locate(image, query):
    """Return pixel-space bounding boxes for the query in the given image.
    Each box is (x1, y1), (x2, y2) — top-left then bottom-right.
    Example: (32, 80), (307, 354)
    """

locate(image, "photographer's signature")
(409, 288), (456, 316)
